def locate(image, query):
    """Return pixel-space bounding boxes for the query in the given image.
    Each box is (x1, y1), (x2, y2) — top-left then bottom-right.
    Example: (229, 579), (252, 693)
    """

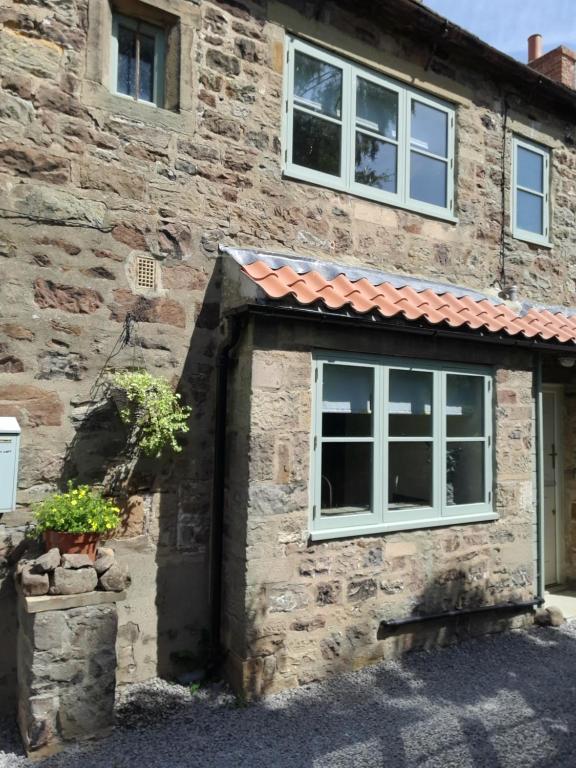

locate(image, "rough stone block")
(94, 547), (115, 576)
(51, 567), (97, 595)
(22, 570), (49, 597)
(31, 549), (60, 574)
(61, 554), (93, 570)
(98, 563), (130, 592)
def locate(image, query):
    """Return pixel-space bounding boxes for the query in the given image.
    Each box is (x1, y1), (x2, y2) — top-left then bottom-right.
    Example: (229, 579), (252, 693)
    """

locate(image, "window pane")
(410, 101), (448, 157)
(355, 133), (397, 192)
(294, 51), (342, 118)
(138, 33), (156, 102)
(356, 78), (397, 139)
(389, 370), (433, 437)
(293, 110), (341, 176)
(389, 442), (432, 508)
(517, 190), (544, 234)
(322, 364), (373, 437)
(517, 146), (543, 192)
(410, 152), (447, 207)
(321, 443), (372, 516)
(446, 375), (484, 437)
(447, 442), (484, 506)
(117, 25), (136, 97)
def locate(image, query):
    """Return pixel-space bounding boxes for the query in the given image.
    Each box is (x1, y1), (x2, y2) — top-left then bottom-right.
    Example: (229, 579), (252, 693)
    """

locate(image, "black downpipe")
(379, 597), (544, 632)
(208, 313), (247, 665)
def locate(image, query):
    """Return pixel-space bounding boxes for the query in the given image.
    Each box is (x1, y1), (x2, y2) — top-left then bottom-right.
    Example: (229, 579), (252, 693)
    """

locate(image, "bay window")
(311, 355), (495, 539)
(284, 37), (456, 220)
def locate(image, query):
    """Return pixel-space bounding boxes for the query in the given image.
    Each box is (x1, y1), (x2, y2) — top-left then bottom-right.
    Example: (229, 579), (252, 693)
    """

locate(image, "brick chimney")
(528, 34), (576, 89)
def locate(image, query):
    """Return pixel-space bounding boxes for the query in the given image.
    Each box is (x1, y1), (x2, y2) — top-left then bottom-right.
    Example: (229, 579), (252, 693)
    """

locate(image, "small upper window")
(284, 37), (456, 221)
(111, 14), (165, 106)
(512, 136), (550, 246)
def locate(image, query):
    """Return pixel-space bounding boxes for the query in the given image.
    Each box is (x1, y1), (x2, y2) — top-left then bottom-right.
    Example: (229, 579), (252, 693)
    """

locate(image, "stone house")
(2, 0), (576, 708)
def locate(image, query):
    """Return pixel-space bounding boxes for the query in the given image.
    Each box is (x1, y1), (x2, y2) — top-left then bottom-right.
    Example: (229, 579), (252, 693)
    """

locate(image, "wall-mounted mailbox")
(0, 417), (21, 513)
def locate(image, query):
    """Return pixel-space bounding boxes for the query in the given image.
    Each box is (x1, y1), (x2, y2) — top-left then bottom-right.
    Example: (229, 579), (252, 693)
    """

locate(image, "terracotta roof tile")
(235, 253), (576, 346)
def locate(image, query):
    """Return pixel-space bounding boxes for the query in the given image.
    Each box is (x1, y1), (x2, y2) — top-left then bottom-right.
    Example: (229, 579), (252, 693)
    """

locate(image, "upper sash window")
(512, 136), (551, 246)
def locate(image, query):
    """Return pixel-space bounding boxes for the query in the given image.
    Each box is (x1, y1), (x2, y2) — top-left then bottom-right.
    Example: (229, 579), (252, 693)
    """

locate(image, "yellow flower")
(72, 489), (78, 496)
(70, 500), (77, 506)
(79, 490), (86, 498)
(106, 523), (113, 529)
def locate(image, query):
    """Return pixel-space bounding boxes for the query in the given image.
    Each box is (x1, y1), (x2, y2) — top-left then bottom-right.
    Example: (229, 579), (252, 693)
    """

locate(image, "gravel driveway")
(3, 621), (576, 768)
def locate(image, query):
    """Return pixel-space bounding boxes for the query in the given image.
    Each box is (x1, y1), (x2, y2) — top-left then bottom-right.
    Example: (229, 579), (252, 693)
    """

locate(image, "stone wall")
(1, 0), (575, 707)
(17, 592), (121, 758)
(223, 317), (537, 696)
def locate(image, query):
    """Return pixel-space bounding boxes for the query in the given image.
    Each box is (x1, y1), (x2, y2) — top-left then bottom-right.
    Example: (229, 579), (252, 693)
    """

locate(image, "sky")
(424, 0), (576, 63)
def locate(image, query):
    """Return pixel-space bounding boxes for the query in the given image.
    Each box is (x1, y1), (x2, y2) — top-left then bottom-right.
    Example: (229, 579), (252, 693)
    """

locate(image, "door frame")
(542, 384), (565, 587)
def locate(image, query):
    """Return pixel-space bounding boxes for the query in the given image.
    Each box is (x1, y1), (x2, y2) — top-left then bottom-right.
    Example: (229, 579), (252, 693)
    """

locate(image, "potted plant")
(33, 482), (121, 560)
(109, 370), (191, 457)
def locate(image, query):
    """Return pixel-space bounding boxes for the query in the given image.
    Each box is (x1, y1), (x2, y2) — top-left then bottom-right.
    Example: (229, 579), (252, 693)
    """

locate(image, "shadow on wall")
(58, 262), (225, 684)
(241, 562), (535, 700)
(9, 575), (576, 768)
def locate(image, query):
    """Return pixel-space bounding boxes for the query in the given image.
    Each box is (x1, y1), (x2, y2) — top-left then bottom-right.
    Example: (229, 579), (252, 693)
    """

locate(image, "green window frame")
(282, 36), (456, 222)
(110, 14), (166, 108)
(310, 354), (495, 540)
(512, 135), (551, 247)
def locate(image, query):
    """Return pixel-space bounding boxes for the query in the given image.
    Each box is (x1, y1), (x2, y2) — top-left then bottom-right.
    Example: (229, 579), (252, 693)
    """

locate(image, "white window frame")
(110, 13), (166, 108)
(283, 36), (457, 222)
(310, 353), (496, 541)
(511, 135), (551, 247)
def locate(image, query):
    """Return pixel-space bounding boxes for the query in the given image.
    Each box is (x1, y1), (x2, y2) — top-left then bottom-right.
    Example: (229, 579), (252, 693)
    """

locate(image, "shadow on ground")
(4, 620), (576, 768)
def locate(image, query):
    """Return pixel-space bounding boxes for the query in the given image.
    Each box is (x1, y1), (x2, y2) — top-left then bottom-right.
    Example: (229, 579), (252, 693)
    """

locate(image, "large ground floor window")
(311, 353), (496, 539)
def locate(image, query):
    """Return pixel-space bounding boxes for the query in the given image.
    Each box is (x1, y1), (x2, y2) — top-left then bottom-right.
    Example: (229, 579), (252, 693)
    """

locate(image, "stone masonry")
(1, 0), (576, 707)
(222, 319), (537, 696)
(17, 591), (123, 758)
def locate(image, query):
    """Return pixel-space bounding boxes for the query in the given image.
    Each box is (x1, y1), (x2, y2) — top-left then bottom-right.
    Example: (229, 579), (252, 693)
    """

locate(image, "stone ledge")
(21, 590), (126, 614)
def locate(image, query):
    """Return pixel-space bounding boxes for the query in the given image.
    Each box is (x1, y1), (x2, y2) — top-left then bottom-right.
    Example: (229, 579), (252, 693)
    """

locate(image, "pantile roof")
(223, 247), (576, 346)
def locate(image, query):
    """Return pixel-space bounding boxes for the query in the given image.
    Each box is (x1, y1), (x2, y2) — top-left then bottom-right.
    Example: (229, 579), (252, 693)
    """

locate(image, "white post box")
(0, 417), (21, 513)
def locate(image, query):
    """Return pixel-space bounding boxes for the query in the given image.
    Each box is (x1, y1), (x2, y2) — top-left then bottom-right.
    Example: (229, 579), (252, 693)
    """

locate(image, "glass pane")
(321, 443), (372, 516)
(294, 51), (342, 118)
(446, 375), (484, 437)
(355, 78), (398, 139)
(355, 133), (397, 192)
(389, 370), (433, 437)
(117, 25), (136, 97)
(322, 365), (373, 437)
(138, 33), (156, 102)
(411, 101), (448, 157)
(517, 190), (544, 234)
(410, 152), (447, 208)
(410, 152), (447, 207)
(447, 442), (484, 506)
(293, 110), (341, 176)
(389, 442), (432, 508)
(517, 146), (543, 192)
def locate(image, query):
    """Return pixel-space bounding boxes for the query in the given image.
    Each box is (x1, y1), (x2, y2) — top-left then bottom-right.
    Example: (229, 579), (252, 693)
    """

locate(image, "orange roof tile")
(224, 248), (576, 346)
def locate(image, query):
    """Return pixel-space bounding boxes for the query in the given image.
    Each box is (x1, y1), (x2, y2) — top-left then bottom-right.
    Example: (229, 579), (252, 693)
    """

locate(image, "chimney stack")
(528, 33), (543, 63)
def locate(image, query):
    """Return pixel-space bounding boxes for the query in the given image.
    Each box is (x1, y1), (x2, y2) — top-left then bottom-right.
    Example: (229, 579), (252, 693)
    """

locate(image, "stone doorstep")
(21, 590), (127, 614)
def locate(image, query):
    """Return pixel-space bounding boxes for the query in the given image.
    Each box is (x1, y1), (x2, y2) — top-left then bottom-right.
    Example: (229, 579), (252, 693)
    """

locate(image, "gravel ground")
(3, 621), (576, 768)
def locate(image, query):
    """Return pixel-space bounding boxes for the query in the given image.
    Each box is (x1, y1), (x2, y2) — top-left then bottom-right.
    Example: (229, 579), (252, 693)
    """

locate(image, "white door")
(543, 389), (562, 586)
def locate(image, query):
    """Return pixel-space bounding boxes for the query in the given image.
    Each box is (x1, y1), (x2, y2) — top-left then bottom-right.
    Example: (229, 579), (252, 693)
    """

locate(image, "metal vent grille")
(136, 257), (156, 289)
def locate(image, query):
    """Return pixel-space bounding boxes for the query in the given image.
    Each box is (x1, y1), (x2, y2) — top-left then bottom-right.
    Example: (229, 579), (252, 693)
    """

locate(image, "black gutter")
(379, 597), (544, 631)
(226, 303), (576, 355)
(208, 313), (247, 668)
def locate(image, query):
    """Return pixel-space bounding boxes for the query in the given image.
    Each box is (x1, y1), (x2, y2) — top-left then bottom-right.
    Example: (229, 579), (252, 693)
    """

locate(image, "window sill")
(309, 511), (499, 542)
(512, 231), (553, 249)
(282, 168), (458, 225)
(81, 81), (194, 134)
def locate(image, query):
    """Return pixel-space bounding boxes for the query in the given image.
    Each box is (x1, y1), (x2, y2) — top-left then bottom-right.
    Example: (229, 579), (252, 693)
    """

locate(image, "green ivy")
(34, 481), (121, 534)
(112, 370), (192, 457)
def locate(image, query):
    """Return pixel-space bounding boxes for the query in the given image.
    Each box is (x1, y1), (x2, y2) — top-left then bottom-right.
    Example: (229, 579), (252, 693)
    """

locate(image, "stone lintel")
(22, 590), (126, 614)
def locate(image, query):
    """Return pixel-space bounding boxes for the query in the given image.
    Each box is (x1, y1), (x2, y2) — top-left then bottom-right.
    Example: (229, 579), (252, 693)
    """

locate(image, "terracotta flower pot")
(43, 531), (101, 561)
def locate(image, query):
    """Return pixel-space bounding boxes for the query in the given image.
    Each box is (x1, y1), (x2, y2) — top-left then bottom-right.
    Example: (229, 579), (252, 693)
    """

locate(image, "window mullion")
(312, 360), (323, 527)
(343, 62), (354, 189)
(380, 364), (388, 523)
(437, 370), (446, 516)
(401, 90), (411, 205)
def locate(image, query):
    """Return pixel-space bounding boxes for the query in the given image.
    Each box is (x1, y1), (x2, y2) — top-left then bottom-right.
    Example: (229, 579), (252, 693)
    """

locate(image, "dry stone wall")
(0, 0), (575, 706)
